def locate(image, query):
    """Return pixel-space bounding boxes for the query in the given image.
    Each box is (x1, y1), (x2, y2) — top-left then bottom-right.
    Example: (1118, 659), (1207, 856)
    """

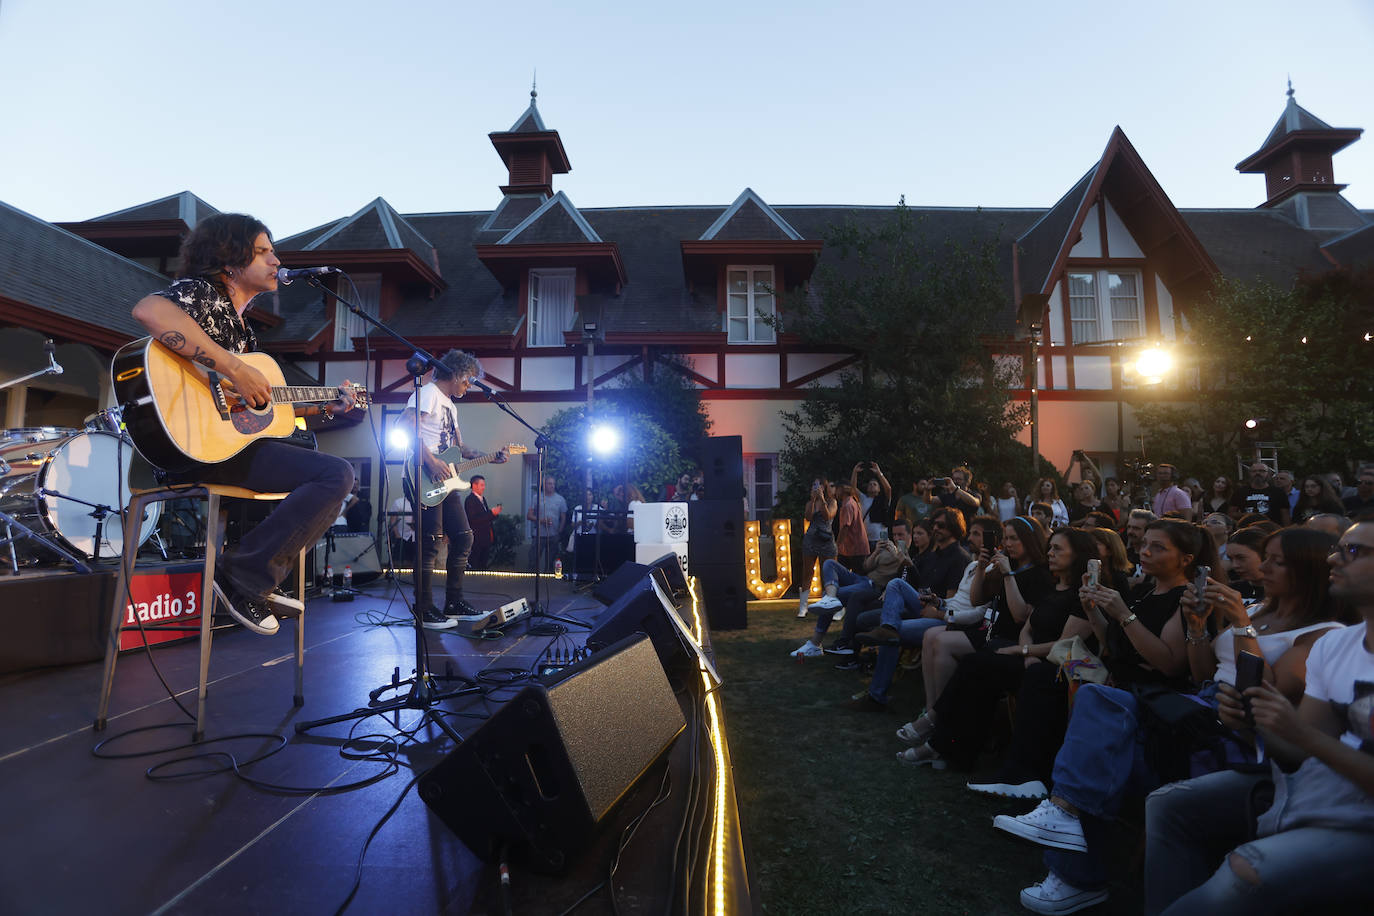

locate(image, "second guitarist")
(395, 350), (507, 628)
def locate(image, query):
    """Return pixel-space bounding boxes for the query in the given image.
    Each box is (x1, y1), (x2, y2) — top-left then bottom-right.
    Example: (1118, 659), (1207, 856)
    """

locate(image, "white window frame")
(527, 267), (576, 348)
(1066, 269), (1144, 344)
(743, 453), (778, 520)
(724, 265), (777, 344)
(333, 272), (381, 352)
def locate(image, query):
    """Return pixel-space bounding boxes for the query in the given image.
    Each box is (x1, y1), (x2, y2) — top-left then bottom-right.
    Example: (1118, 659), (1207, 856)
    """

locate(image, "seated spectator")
(993, 525), (1344, 914)
(851, 461), (893, 546)
(1274, 468), (1299, 516)
(1229, 462), (1291, 526)
(855, 509), (972, 647)
(1143, 521), (1373, 915)
(1200, 512), (1235, 572)
(1029, 501), (1055, 531)
(833, 483), (870, 571)
(894, 516), (1052, 752)
(1124, 508), (1158, 578)
(1088, 526), (1133, 595)
(1152, 464), (1194, 520)
(1027, 478), (1070, 528)
(1183, 477), (1206, 517)
(1066, 481), (1104, 524)
(895, 477), (937, 527)
(975, 480), (997, 517)
(1199, 475), (1233, 517)
(790, 519), (913, 659)
(1306, 512), (1351, 537)
(820, 519), (936, 659)
(902, 528), (1097, 772)
(1341, 466), (1374, 520)
(1082, 510), (1118, 530)
(846, 516), (994, 710)
(1225, 524), (1268, 604)
(1293, 475), (1346, 523)
(995, 482), (1020, 522)
(1237, 511), (1275, 532)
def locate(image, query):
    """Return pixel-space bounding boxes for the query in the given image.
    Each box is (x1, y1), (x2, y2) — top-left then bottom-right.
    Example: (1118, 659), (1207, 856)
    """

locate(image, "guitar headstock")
(342, 382), (370, 411)
(505, 443), (529, 455)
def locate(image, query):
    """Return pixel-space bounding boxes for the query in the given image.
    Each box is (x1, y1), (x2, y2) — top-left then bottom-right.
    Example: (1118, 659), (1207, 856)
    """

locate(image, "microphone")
(276, 266), (340, 284)
(44, 339), (63, 375)
(468, 377), (497, 396)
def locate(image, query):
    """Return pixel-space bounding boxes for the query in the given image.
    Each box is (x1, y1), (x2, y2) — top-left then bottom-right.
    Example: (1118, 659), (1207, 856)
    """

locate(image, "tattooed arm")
(132, 294), (272, 407)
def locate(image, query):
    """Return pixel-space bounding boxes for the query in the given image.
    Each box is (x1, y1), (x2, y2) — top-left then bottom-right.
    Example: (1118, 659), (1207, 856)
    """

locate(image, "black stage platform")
(0, 572), (752, 915)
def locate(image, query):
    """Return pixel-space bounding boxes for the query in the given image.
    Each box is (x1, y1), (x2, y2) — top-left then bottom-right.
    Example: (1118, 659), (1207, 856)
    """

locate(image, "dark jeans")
(929, 648), (1037, 769)
(420, 491), (472, 608)
(177, 440), (354, 599)
(469, 531), (492, 571)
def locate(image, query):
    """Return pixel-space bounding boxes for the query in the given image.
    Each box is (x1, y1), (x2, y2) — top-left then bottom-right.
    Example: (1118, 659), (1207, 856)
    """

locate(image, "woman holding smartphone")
(794, 477), (837, 624)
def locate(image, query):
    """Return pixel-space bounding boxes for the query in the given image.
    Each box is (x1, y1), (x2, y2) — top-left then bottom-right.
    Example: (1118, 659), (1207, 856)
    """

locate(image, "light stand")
(294, 277), (478, 741)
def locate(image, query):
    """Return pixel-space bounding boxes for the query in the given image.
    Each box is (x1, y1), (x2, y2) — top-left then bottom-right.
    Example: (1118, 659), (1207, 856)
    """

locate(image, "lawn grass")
(712, 606), (1146, 915)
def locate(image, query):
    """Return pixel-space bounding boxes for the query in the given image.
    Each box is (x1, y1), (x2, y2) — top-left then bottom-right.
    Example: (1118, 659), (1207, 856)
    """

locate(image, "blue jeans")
(1043, 683), (1155, 889)
(868, 617), (945, 702)
(1146, 768), (1374, 915)
(820, 559), (878, 606)
(179, 440), (354, 598)
(879, 578), (933, 628)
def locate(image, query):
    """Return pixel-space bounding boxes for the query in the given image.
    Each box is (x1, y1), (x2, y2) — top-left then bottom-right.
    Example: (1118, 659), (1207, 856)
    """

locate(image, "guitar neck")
(450, 451), (502, 474)
(269, 385), (344, 405)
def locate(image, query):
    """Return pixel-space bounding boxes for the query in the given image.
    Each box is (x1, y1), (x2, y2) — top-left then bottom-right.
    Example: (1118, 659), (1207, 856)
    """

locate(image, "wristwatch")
(1234, 624), (1260, 639)
(1021, 643), (1029, 656)
(1121, 613), (1139, 628)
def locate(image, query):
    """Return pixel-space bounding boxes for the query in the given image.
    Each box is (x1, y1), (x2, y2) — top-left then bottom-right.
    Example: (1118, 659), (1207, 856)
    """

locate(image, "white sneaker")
(1018, 871), (1107, 914)
(812, 594), (843, 611)
(790, 640), (825, 658)
(796, 601), (809, 618)
(967, 778), (1049, 800)
(994, 799), (1087, 852)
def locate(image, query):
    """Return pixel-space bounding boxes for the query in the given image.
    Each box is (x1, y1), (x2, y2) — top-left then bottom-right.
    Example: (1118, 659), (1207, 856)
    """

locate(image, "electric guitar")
(111, 337), (370, 472)
(418, 444), (527, 507)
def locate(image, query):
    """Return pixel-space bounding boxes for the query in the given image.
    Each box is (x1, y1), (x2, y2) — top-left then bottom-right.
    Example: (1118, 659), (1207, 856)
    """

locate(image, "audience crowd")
(788, 457), (1374, 914)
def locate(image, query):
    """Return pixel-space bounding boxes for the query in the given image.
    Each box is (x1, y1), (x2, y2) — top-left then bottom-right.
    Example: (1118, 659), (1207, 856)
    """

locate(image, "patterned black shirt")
(152, 278), (258, 354)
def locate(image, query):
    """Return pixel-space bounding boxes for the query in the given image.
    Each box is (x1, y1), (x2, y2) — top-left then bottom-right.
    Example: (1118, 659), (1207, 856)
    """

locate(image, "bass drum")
(0, 430), (160, 560)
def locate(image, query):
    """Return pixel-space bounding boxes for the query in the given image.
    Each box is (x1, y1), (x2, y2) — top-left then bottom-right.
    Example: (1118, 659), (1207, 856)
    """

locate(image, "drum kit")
(0, 342), (164, 574)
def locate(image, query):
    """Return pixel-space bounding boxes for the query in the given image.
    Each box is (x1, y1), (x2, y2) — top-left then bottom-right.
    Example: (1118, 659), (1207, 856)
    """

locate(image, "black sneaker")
(444, 597), (480, 618)
(824, 640), (856, 656)
(833, 659), (862, 671)
(420, 606), (457, 630)
(264, 589), (305, 617)
(213, 580), (280, 636)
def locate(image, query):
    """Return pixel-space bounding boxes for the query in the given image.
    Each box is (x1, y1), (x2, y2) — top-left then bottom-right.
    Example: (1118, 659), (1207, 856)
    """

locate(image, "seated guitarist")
(131, 213), (356, 636)
(395, 349), (506, 628)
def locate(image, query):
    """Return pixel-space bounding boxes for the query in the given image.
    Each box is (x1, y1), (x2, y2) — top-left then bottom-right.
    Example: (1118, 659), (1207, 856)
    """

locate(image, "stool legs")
(94, 492), (152, 730)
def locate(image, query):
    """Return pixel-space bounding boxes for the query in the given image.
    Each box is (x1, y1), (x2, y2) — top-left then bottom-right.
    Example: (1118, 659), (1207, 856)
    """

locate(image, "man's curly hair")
(433, 349), (481, 382)
(178, 213), (272, 298)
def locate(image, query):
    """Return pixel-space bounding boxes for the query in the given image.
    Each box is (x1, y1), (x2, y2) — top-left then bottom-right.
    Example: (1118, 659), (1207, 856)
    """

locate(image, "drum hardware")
(0, 508), (91, 574)
(36, 487), (120, 563)
(0, 338), (63, 394)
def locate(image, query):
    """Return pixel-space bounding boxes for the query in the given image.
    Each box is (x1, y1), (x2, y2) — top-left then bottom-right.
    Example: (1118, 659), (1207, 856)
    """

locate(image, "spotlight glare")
(588, 424), (621, 456)
(388, 427), (411, 452)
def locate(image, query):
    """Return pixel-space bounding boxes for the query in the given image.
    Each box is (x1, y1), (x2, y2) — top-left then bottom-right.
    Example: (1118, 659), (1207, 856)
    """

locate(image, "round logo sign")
(663, 504), (689, 540)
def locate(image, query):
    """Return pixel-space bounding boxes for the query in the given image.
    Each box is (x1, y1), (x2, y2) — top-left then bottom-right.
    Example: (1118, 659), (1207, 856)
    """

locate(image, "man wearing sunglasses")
(1143, 523), (1374, 913)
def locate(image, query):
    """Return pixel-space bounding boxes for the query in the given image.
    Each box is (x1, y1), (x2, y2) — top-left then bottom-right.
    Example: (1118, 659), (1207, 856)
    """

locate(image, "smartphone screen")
(1235, 649), (1264, 725)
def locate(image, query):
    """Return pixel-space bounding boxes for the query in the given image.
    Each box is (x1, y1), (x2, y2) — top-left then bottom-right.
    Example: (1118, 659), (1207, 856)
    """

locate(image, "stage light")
(588, 424), (621, 456)
(1245, 418), (1259, 430)
(1133, 345), (1173, 385)
(388, 427), (411, 452)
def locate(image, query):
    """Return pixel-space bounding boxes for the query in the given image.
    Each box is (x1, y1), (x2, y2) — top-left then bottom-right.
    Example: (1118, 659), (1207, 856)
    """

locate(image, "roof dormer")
(1236, 82), (1363, 211)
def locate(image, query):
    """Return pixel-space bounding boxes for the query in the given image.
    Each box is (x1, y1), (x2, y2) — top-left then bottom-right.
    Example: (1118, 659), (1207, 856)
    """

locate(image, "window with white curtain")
(528, 268), (575, 347)
(744, 453), (778, 520)
(1066, 269), (1143, 343)
(725, 266), (776, 344)
(333, 273), (381, 351)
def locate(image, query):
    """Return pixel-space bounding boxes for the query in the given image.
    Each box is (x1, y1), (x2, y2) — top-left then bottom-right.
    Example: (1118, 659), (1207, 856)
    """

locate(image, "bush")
(490, 513), (523, 568)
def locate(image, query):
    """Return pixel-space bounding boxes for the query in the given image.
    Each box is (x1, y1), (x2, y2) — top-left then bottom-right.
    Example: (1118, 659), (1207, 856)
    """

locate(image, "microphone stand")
(293, 276), (478, 742)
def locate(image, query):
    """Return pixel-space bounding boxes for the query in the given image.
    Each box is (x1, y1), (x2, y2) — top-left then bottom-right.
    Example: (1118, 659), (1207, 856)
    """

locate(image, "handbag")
(1047, 635), (1108, 685)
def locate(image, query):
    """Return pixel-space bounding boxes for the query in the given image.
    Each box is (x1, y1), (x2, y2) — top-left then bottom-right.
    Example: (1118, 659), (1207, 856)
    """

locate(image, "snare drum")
(83, 407), (125, 434)
(0, 430), (159, 560)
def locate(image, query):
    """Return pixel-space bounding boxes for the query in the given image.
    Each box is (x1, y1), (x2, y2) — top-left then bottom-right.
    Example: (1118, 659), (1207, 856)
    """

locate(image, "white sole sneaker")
(967, 779), (1049, 800)
(213, 582), (280, 636)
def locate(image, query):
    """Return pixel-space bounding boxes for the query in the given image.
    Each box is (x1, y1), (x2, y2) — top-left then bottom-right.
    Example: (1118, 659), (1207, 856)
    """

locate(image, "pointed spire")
(1236, 84), (1363, 209)
(532, 70), (537, 104)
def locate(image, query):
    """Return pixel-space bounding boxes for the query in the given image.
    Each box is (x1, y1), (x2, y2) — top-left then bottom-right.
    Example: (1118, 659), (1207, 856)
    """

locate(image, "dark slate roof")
(278, 198), (437, 269)
(89, 191), (220, 226)
(508, 94), (547, 133)
(1321, 222), (1374, 270)
(1179, 209), (1334, 285)
(1258, 93), (1338, 151)
(701, 189), (803, 241)
(498, 192), (600, 245)
(1014, 166), (1097, 297)
(0, 200), (164, 339)
(478, 195), (548, 235)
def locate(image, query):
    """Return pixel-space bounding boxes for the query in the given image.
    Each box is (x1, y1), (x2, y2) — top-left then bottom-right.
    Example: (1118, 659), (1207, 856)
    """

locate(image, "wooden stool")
(93, 479), (308, 741)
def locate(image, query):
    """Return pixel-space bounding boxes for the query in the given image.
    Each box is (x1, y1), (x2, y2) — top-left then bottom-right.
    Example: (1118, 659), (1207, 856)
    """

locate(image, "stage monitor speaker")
(587, 571), (695, 673)
(687, 500), (745, 567)
(692, 562), (749, 630)
(591, 561), (650, 606)
(644, 550), (689, 599)
(697, 435), (744, 499)
(418, 634), (685, 871)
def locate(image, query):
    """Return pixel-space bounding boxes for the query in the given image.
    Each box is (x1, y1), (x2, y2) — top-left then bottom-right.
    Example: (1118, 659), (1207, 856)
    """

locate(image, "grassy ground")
(712, 606), (1145, 916)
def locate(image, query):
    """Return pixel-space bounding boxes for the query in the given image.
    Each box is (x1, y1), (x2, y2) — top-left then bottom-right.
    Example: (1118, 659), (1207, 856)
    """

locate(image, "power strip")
(452, 597), (531, 635)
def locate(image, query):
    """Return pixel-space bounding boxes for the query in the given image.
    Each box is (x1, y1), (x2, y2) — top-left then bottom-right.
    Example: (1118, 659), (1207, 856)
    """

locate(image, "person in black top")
(1228, 462), (1291, 526)
(131, 214), (356, 636)
(1342, 467), (1374, 521)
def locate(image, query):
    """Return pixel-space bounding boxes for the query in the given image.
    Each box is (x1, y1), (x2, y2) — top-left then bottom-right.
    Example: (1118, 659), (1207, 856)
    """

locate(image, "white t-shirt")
(1303, 622), (1374, 751)
(859, 493), (885, 542)
(1212, 618), (1343, 686)
(942, 560), (993, 628)
(405, 381), (459, 454)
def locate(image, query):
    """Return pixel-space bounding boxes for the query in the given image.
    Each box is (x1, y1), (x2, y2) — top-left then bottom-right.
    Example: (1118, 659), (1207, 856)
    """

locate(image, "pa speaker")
(418, 634), (685, 871)
(591, 561), (651, 606)
(697, 435), (744, 499)
(586, 571), (692, 674)
(691, 562), (748, 630)
(644, 550), (689, 599)
(687, 500), (745, 567)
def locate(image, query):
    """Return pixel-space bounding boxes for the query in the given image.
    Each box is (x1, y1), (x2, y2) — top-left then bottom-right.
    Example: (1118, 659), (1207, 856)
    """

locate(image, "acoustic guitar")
(112, 337), (369, 472)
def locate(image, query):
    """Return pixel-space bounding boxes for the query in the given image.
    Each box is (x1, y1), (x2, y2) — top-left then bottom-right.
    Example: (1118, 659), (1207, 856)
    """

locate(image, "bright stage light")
(1133, 346), (1173, 385)
(388, 427), (411, 452)
(588, 424), (621, 456)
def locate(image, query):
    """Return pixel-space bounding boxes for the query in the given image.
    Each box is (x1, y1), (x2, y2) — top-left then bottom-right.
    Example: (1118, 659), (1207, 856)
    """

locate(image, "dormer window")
(334, 273), (380, 351)
(528, 267), (575, 347)
(725, 266), (776, 344)
(1067, 270), (1143, 343)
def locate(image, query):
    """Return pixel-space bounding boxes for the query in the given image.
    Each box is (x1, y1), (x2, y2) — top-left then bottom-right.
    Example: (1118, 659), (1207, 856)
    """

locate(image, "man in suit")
(465, 474), (501, 570)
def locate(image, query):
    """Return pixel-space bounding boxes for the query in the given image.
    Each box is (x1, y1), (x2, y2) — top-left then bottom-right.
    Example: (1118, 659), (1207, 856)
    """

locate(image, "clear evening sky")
(2, 0), (1372, 237)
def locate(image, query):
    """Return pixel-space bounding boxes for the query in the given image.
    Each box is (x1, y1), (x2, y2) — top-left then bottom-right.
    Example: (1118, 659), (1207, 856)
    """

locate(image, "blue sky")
(2, 0), (1372, 237)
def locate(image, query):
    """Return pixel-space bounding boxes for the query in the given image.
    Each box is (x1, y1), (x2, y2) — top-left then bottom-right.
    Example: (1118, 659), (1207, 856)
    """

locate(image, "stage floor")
(0, 573), (750, 915)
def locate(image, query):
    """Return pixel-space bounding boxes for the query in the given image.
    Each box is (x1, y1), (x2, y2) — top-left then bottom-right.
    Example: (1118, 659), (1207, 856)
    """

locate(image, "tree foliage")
(776, 203), (1032, 515)
(1131, 269), (1374, 481)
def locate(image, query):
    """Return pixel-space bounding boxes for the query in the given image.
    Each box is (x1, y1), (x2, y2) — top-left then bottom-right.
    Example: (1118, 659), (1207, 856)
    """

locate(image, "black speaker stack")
(688, 435), (748, 630)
